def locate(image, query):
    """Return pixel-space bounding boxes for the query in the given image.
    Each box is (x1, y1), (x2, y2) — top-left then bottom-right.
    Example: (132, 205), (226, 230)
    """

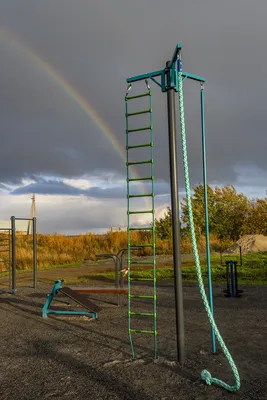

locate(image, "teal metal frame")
(42, 280), (98, 319)
(126, 45), (205, 92)
(126, 44), (216, 355)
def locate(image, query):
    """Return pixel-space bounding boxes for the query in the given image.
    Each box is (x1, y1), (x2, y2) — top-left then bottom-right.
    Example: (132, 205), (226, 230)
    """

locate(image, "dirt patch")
(224, 235), (267, 254)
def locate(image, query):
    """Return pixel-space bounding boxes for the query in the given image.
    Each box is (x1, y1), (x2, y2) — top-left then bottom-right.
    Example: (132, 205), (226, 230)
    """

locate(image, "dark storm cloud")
(11, 178), (170, 198)
(0, 0), (267, 189)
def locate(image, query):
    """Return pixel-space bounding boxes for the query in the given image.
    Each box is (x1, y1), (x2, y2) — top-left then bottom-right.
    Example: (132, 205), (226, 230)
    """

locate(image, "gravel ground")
(0, 281), (266, 399)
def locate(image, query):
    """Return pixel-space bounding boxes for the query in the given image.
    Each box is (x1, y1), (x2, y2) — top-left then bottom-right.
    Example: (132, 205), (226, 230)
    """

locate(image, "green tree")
(212, 185), (249, 241)
(155, 207), (172, 240)
(181, 184), (249, 242)
(155, 207), (186, 240)
(243, 196), (267, 235)
(181, 184), (216, 238)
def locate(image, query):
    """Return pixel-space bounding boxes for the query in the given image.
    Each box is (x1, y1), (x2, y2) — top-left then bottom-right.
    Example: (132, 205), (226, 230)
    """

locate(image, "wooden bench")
(70, 286), (128, 294)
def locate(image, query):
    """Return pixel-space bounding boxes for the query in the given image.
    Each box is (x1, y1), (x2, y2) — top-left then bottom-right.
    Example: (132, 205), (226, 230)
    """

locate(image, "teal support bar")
(200, 84), (216, 354)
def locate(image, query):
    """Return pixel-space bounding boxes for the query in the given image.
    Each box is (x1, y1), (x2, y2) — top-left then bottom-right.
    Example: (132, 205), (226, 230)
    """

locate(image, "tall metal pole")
(11, 216), (16, 293)
(33, 217), (37, 289)
(166, 60), (185, 365)
(200, 84), (216, 353)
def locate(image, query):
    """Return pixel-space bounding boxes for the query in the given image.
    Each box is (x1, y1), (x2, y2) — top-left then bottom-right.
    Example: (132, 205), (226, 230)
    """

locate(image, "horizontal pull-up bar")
(12, 217), (36, 221)
(127, 69), (205, 84)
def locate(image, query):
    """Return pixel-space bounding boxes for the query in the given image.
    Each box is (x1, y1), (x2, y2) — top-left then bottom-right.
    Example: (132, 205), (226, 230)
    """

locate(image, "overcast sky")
(0, 1), (266, 234)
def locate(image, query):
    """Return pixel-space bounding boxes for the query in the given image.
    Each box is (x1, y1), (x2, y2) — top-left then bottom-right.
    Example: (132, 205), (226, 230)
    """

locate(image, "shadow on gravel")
(29, 339), (155, 400)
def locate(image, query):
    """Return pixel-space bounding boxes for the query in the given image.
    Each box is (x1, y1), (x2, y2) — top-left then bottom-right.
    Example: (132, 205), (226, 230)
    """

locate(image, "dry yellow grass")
(11, 231), (231, 270)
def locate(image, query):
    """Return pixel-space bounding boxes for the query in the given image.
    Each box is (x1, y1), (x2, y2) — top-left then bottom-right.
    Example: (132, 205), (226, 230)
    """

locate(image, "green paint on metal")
(128, 210), (154, 215)
(127, 160), (153, 166)
(129, 227), (153, 231)
(129, 329), (156, 334)
(126, 92), (150, 100)
(129, 277), (154, 281)
(129, 312), (155, 316)
(127, 176), (153, 182)
(129, 244), (154, 248)
(126, 83), (157, 359)
(127, 126), (152, 133)
(130, 261), (155, 265)
(126, 109), (152, 117)
(128, 193), (154, 198)
(127, 143), (153, 149)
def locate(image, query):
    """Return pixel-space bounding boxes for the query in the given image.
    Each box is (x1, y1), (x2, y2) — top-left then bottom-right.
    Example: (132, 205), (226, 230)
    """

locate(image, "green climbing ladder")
(125, 80), (157, 359)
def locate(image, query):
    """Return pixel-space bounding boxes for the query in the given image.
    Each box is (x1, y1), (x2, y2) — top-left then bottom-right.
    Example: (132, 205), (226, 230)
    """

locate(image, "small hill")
(224, 234), (267, 254)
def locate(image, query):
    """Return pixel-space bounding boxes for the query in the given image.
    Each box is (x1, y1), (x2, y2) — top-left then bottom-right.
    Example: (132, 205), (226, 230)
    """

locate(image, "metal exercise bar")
(200, 84), (216, 354)
(127, 70), (205, 84)
(14, 218), (34, 221)
(33, 217), (37, 289)
(11, 216), (16, 293)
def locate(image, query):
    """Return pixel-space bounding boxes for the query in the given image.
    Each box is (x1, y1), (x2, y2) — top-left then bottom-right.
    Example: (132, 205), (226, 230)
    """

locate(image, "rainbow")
(0, 27), (147, 199)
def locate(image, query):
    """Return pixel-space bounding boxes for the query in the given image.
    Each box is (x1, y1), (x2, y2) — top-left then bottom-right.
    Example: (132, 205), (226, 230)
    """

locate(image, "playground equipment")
(0, 216), (37, 293)
(96, 247), (141, 305)
(221, 246), (243, 298)
(42, 279), (126, 319)
(125, 44), (240, 392)
(224, 260), (243, 298)
(42, 280), (101, 319)
(0, 228), (12, 291)
(42, 247), (141, 317)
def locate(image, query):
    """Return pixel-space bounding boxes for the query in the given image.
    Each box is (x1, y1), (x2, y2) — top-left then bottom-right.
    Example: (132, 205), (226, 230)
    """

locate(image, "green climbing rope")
(177, 68), (240, 392)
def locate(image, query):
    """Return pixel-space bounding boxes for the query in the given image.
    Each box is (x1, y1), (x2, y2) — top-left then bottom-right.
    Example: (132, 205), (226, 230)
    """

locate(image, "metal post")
(33, 217), (37, 289)
(225, 262), (231, 297)
(200, 84), (216, 353)
(230, 260), (235, 298)
(11, 216), (16, 293)
(166, 60), (185, 365)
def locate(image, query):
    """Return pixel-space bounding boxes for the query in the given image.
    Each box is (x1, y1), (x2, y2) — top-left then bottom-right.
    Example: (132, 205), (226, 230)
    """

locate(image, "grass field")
(62, 252), (267, 286)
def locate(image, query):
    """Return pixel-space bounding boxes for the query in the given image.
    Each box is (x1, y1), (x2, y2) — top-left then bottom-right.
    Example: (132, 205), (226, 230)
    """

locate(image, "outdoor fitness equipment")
(42, 279), (126, 318)
(42, 247), (141, 317)
(42, 280), (101, 319)
(0, 216), (37, 293)
(224, 260), (243, 298)
(125, 44), (240, 392)
(221, 246), (243, 298)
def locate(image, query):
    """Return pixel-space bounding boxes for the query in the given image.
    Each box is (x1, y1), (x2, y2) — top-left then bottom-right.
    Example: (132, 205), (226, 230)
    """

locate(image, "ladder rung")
(127, 176), (154, 182)
(128, 210), (154, 215)
(127, 126), (152, 133)
(127, 143), (153, 149)
(127, 160), (153, 166)
(128, 193), (154, 198)
(129, 295), (155, 299)
(0, 260), (8, 262)
(129, 277), (155, 281)
(129, 329), (156, 335)
(0, 244), (8, 247)
(130, 244), (154, 248)
(130, 261), (155, 265)
(129, 312), (155, 317)
(0, 250), (9, 253)
(126, 109), (151, 117)
(129, 227), (153, 231)
(126, 93), (150, 100)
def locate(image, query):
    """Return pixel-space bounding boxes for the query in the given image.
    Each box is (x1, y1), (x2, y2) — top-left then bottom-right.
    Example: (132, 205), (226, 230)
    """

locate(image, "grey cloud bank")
(0, 1), (266, 232)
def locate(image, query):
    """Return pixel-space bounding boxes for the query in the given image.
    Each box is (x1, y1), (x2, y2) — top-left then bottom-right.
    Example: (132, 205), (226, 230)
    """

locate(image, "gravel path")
(0, 281), (266, 399)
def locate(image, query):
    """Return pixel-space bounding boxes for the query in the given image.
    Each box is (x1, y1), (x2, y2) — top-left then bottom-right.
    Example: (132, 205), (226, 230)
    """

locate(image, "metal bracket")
(126, 44), (205, 92)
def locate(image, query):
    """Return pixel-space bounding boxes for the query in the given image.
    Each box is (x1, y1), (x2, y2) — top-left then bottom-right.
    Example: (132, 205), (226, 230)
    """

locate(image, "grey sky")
(0, 1), (266, 232)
